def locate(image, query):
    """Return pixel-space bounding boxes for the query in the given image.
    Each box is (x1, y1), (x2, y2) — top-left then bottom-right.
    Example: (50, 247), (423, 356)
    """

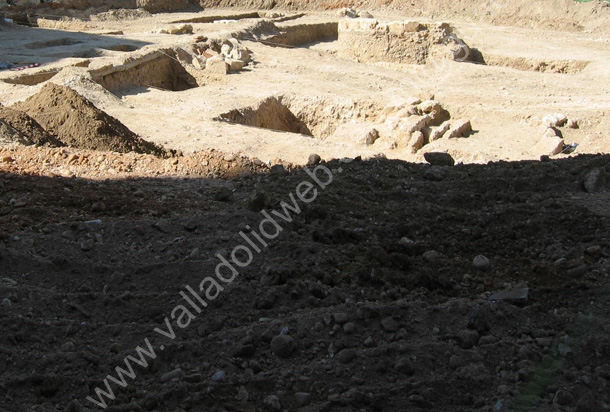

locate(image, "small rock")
(553, 389), (574, 406)
(206, 56), (229, 75)
(445, 119), (472, 138)
(473, 255), (490, 271)
(497, 385), (509, 395)
(363, 128), (379, 145)
(264, 395), (282, 410)
(457, 329), (480, 349)
(80, 239), (94, 251)
(567, 264), (588, 277)
(189, 248), (200, 260)
(542, 113), (567, 128)
(364, 336), (374, 347)
(211, 370), (225, 382)
(213, 187), (233, 202)
(583, 168), (606, 193)
(223, 154), (235, 162)
(409, 131), (425, 152)
(295, 392), (311, 405)
(1, 155), (13, 163)
(535, 338), (553, 348)
(394, 357), (414, 375)
(333, 312), (349, 324)
(270, 335), (295, 358)
(270, 164), (286, 174)
(400, 237), (415, 245)
(256, 291), (276, 310)
(248, 191), (271, 212)
(423, 250), (441, 262)
(307, 153), (321, 166)
(154, 219), (173, 234)
(226, 58), (244, 71)
(236, 386), (249, 401)
(381, 316), (399, 332)
(160, 368), (183, 383)
(429, 121), (451, 141)
(449, 354), (462, 369)
(488, 288), (529, 305)
(424, 152), (455, 166)
(566, 119), (579, 129)
(233, 343), (255, 357)
(423, 166), (447, 181)
(110, 343), (122, 354)
(221, 43), (233, 56)
(184, 373), (202, 383)
(557, 343), (573, 357)
(91, 202), (106, 212)
(343, 322), (356, 334)
(586, 245), (602, 258)
(594, 364), (610, 378)
(337, 348), (357, 364)
(61, 341), (76, 352)
(533, 130), (564, 156)
(67, 399), (82, 412)
(41, 376), (61, 397)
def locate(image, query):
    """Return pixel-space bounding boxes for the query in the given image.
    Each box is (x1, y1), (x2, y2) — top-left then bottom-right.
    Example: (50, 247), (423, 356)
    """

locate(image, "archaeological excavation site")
(1, 0), (610, 411)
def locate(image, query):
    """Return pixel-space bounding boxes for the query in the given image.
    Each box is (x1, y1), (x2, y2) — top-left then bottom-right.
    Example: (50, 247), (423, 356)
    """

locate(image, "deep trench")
(216, 96), (313, 136)
(92, 54), (199, 93)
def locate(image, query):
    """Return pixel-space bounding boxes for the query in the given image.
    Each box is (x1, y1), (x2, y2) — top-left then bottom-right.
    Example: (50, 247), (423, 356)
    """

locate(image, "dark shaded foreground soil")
(1, 155), (610, 412)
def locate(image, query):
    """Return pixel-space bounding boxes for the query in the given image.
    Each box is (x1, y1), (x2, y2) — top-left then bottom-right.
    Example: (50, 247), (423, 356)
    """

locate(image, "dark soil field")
(1, 153), (610, 411)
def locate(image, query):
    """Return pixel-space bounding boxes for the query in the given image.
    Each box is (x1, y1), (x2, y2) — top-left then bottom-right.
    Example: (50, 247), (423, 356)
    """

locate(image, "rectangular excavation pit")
(100, 44), (141, 52)
(91, 52), (199, 94)
(215, 95), (383, 140)
(24, 38), (84, 49)
(216, 96), (314, 136)
(215, 95), (472, 154)
(263, 23), (338, 48)
(3, 71), (58, 86)
(172, 12), (262, 24)
(482, 54), (590, 73)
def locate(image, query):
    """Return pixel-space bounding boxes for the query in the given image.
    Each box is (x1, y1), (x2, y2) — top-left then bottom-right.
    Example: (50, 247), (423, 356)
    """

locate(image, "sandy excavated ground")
(1, 6), (610, 165)
(1, 2), (610, 412)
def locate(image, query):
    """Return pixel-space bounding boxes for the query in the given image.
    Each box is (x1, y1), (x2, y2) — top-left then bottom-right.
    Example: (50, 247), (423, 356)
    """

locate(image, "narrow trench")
(263, 23), (339, 48)
(172, 12), (262, 24)
(3, 72), (58, 86)
(92, 53), (199, 94)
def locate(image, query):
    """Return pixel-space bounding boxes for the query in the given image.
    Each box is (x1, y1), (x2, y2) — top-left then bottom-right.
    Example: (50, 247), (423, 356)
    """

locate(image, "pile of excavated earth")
(1, 0), (610, 411)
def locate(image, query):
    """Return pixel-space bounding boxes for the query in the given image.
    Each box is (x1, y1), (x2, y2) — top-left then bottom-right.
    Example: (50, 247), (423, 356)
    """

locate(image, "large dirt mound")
(0, 106), (63, 147)
(13, 83), (165, 155)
